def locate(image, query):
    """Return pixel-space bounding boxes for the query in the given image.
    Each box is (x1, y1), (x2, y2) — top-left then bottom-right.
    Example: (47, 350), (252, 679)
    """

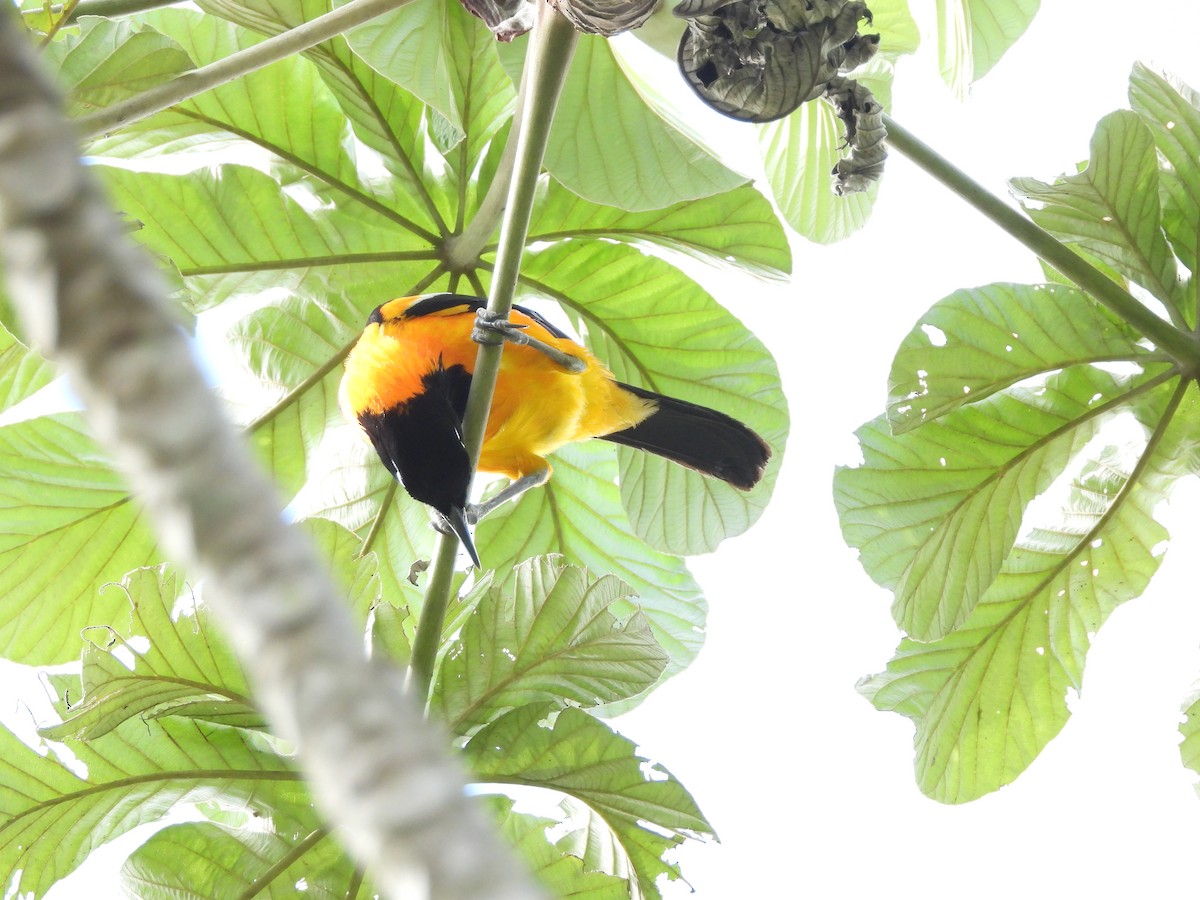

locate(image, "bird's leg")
(472, 309), (586, 373)
(466, 468), (551, 523)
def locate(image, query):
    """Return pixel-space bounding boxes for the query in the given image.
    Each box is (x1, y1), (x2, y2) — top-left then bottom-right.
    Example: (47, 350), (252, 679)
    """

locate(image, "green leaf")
(499, 34), (746, 211)
(304, 516), (382, 624)
(99, 164), (436, 284)
(859, 380), (1195, 802)
(489, 796), (630, 899)
(341, 0), (516, 165)
(95, 10), (358, 184)
(288, 430), (436, 615)
(42, 16), (195, 117)
(0, 414), (158, 665)
(1128, 63), (1200, 291)
(0, 317), (54, 415)
(526, 179), (791, 279)
(121, 821), (368, 899)
(935, 0), (1039, 97)
(1010, 110), (1187, 324)
(0, 711), (302, 896)
(836, 364), (1169, 642)
(476, 443), (706, 678)
(433, 557), (669, 737)
(194, 0), (453, 233)
(39, 565), (259, 741)
(224, 288), (363, 497)
(466, 704), (711, 900)
(518, 241), (787, 555)
(886, 282), (1152, 433)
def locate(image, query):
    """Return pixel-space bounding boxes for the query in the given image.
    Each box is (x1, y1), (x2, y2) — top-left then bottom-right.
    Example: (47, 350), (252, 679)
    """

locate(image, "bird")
(339, 292), (771, 567)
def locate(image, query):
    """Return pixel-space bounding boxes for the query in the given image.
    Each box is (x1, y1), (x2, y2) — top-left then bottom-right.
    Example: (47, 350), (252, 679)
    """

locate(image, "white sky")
(616, 2), (1200, 897)
(33, 1), (1200, 897)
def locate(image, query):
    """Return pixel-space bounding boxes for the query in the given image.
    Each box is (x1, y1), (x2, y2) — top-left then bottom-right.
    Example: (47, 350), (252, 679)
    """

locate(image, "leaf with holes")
(836, 364), (1172, 642)
(1011, 110), (1187, 324)
(860, 381), (1197, 802)
(886, 282), (1153, 433)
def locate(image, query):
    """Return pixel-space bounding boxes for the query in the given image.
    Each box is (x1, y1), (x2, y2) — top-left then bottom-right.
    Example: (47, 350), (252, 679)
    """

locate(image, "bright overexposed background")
(616, 2), (1200, 897)
(29, 1), (1200, 897)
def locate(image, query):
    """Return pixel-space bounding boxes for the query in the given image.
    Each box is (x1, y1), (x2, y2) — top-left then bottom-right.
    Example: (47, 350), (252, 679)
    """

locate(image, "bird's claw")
(472, 309), (529, 347)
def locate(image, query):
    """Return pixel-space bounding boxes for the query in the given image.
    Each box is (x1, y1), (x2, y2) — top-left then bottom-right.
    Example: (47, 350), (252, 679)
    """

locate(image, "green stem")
(884, 115), (1200, 367)
(408, 0), (578, 703)
(240, 826), (331, 899)
(441, 90), (526, 273)
(76, 0), (411, 138)
(409, 532), (461, 695)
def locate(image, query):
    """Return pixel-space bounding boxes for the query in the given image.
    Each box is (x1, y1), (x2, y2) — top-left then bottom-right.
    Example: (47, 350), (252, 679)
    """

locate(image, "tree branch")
(76, 0), (412, 139)
(0, 11), (541, 899)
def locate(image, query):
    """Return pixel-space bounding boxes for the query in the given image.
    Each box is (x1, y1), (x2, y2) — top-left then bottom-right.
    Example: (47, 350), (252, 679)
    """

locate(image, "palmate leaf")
(476, 443), (707, 676)
(0, 706), (303, 896)
(935, 0), (1039, 97)
(886, 282), (1153, 433)
(0, 413), (158, 665)
(519, 241), (787, 555)
(466, 703), (711, 900)
(1128, 63), (1200, 292)
(192, 0), (465, 229)
(433, 556), (669, 738)
(837, 364), (1170, 643)
(1010, 110), (1189, 324)
(498, 34), (746, 211)
(859, 380), (1197, 803)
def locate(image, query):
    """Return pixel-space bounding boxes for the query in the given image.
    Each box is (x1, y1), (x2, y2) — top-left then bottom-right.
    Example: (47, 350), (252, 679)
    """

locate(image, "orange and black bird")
(339, 293), (771, 567)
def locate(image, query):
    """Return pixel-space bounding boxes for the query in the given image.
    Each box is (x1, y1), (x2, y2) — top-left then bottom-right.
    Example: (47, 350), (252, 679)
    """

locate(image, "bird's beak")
(445, 506), (482, 569)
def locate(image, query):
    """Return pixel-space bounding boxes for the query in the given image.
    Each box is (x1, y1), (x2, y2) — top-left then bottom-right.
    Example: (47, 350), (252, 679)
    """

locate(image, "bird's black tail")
(601, 382), (770, 490)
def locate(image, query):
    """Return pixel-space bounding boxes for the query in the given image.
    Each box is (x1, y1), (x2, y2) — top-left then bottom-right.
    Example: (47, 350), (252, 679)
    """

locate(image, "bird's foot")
(472, 309), (586, 373)
(472, 308), (526, 346)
